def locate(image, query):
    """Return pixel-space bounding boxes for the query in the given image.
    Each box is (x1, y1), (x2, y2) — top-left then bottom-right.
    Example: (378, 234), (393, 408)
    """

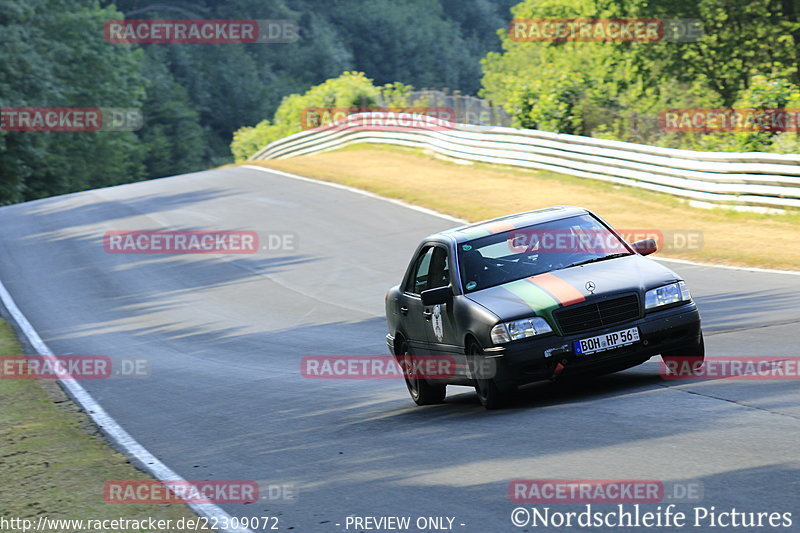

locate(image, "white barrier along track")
(250, 112), (800, 211)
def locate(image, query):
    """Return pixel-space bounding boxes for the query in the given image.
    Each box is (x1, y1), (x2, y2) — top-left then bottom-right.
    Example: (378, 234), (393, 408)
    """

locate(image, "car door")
(399, 245), (435, 354)
(425, 245), (460, 354)
(424, 245), (470, 379)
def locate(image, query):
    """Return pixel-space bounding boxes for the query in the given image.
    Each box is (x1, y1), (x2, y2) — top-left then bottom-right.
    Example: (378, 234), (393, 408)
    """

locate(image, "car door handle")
(399, 306), (408, 314)
(422, 310), (433, 319)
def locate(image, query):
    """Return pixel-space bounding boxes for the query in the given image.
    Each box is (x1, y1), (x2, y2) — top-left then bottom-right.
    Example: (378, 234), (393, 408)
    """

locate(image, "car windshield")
(457, 214), (632, 293)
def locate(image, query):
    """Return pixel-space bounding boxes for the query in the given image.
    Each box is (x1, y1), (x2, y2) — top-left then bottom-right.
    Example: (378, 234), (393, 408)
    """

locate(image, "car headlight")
(645, 281), (691, 310)
(491, 317), (553, 344)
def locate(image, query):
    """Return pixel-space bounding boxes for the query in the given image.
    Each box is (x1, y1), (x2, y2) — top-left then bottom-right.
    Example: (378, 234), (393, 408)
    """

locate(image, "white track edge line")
(652, 256), (800, 276)
(240, 164), (467, 224)
(0, 162), (793, 530)
(241, 164), (800, 277)
(0, 279), (253, 533)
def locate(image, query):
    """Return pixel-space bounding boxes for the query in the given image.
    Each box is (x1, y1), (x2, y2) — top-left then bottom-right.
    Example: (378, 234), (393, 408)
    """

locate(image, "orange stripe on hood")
(484, 221), (517, 234)
(528, 273), (586, 307)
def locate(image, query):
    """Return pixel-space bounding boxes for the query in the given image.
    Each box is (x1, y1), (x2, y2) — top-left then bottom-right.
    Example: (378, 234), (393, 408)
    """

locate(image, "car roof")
(431, 206), (591, 244)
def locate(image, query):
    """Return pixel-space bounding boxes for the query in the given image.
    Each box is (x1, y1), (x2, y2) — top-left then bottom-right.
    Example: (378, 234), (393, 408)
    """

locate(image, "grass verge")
(246, 144), (800, 271)
(0, 319), (211, 533)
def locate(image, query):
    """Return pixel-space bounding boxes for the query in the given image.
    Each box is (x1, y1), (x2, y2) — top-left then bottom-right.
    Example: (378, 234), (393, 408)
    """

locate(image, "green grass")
(0, 320), (211, 532)
(249, 144), (800, 270)
(336, 143), (800, 225)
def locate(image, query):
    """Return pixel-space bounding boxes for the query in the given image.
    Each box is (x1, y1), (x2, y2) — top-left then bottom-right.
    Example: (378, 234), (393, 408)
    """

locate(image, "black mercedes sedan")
(385, 206), (704, 409)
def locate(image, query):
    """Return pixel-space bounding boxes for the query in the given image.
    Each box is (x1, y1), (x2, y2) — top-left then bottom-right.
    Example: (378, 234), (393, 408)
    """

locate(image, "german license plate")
(573, 327), (640, 355)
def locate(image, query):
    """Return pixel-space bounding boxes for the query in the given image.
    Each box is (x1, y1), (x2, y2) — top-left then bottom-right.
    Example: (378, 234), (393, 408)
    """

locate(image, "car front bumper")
(490, 301), (702, 386)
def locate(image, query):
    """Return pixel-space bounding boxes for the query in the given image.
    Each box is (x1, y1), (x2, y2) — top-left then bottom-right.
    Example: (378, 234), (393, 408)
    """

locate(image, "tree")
(480, 0), (800, 152)
(230, 71), (415, 161)
(0, 0), (147, 203)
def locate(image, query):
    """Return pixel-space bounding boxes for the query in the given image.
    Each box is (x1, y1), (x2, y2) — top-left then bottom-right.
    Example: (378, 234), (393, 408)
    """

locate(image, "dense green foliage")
(3, 0), (798, 204)
(0, 0), (148, 203)
(480, 0), (800, 152)
(231, 72), (421, 161)
(0, 0), (514, 204)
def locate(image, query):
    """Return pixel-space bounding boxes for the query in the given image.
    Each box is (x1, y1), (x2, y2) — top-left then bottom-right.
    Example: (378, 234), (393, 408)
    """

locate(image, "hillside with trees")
(3, 0), (798, 204)
(0, 0), (514, 204)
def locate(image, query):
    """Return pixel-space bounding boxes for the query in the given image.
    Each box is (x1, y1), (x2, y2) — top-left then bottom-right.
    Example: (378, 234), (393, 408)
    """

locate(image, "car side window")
(428, 247), (450, 289)
(406, 246), (434, 294)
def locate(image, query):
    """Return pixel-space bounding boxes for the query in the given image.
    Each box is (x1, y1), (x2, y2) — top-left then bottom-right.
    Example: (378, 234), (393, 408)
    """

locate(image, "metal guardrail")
(249, 113), (800, 210)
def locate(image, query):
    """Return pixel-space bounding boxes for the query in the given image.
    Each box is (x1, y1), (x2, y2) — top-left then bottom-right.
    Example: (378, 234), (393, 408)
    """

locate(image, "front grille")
(554, 294), (640, 335)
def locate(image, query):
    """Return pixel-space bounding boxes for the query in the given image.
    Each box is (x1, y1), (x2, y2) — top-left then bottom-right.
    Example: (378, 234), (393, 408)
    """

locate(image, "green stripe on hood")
(502, 279), (560, 314)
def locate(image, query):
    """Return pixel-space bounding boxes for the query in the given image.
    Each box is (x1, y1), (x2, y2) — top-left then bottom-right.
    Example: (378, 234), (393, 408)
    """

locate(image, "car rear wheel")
(398, 339), (446, 405)
(661, 336), (705, 375)
(468, 341), (511, 410)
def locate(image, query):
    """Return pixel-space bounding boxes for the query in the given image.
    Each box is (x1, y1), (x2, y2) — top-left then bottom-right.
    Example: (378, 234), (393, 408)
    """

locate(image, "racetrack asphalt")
(0, 166), (798, 532)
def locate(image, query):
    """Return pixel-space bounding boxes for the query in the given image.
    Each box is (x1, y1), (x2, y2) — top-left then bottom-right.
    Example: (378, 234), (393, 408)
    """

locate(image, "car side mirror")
(421, 286), (452, 306)
(632, 238), (657, 256)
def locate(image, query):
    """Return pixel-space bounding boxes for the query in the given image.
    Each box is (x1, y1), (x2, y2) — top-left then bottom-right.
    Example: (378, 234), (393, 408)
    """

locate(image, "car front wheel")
(661, 336), (705, 375)
(468, 341), (512, 410)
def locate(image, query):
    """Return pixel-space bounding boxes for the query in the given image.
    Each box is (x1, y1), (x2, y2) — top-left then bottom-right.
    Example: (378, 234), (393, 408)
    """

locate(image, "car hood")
(465, 254), (679, 324)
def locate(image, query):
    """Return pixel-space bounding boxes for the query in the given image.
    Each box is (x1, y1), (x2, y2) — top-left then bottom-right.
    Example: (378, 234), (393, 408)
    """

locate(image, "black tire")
(661, 336), (705, 376)
(398, 339), (446, 405)
(468, 341), (511, 410)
